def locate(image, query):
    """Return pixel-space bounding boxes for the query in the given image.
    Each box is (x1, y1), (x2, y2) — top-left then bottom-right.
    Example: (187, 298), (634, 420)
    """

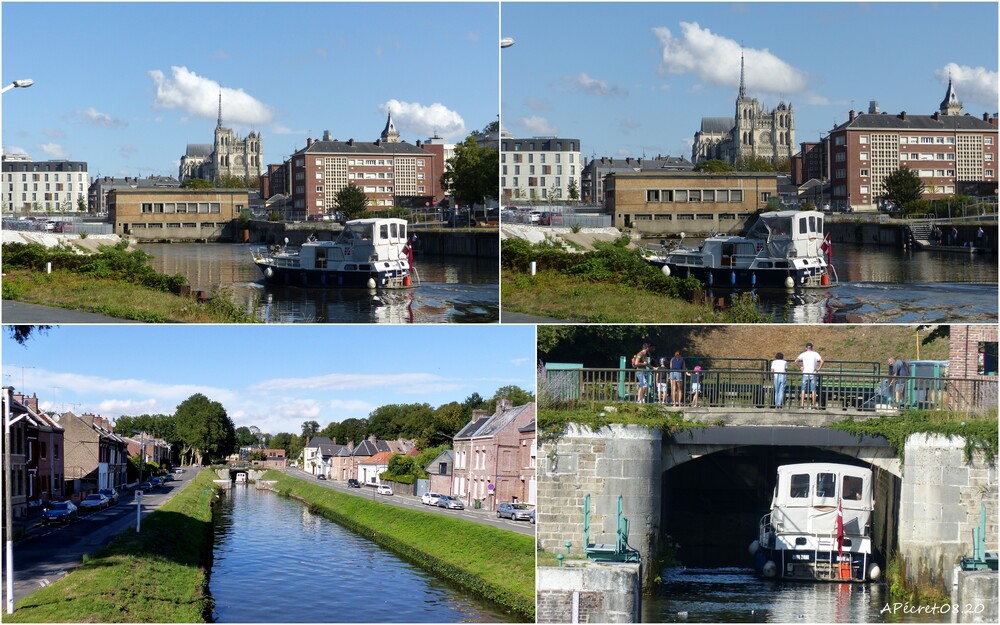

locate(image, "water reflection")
(140, 243), (498, 323)
(211, 486), (509, 623)
(644, 567), (942, 623)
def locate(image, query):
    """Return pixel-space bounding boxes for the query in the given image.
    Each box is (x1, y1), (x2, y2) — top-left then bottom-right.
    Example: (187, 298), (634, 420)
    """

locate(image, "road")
(283, 468), (536, 536)
(6, 470), (196, 604)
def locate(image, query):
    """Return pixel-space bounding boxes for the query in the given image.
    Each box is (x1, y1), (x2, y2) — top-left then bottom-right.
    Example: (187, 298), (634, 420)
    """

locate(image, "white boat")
(642, 210), (833, 288)
(749, 462), (881, 582)
(250, 217), (413, 289)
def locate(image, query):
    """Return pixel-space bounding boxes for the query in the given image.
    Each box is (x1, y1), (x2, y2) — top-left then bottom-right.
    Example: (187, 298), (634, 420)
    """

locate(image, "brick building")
(948, 325), (998, 412)
(2, 389), (65, 519)
(604, 171), (778, 235)
(518, 421), (537, 505)
(451, 400), (536, 510)
(60, 412), (129, 495)
(107, 187), (244, 241)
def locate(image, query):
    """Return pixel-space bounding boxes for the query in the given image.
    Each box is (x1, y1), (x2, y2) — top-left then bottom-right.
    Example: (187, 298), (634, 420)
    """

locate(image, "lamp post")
(132, 431), (146, 533)
(5, 387), (15, 614)
(0, 79), (33, 95)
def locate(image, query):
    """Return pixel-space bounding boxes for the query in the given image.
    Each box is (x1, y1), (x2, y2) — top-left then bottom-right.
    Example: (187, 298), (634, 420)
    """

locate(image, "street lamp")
(500, 37), (515, 49)
(4, 387), (15, 614)
(1, 79), (34, 95)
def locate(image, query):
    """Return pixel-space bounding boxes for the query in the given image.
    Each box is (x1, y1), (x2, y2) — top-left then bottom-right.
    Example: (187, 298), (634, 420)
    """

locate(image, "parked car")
(316, 474), (327, 480)
(529, 211), (542, 224)
(98, 488), (119, 505)
(54, 221), (73, 233)
(150, 477), (163, 487)
(446, 212), (477, 228)
(174, 468), (185, 474)
(497, 502), (533, 521)
(138, 481), (153, 491)
(421, 492), (442, 506)
(78, 493), (110, 511)
(376, 484), (394, 496)
(529, 508), (536, 524)
(42, 501), (78, 524)
(437, 495), (465, 510)
(162, 474), (175, 482)
(347, 478), (362, 488)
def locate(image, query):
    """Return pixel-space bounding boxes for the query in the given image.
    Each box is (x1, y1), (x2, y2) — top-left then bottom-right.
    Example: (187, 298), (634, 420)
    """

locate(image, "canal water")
(140, 243), (499, 323)
(644, 567), (944, 623)
(209, 486), (509, 623)
(692, 244), (997, 323)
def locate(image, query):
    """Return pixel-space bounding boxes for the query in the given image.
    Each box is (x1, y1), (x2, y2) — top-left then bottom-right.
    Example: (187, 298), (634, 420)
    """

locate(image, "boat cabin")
(745, 210), (825, 261)
(770, 463), (873, 540)
(295, 218), (408, 270)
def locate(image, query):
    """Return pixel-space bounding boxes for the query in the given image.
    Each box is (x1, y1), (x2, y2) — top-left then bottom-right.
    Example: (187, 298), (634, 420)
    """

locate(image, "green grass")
(265, 471), (535, 621)
(7, 470), (221, 623)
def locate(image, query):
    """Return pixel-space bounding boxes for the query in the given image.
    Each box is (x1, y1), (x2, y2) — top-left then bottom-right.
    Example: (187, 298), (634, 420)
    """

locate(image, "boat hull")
(254, 262), (410, 289)
(753, 545), (874, 582)
(648, 260), (829, 289)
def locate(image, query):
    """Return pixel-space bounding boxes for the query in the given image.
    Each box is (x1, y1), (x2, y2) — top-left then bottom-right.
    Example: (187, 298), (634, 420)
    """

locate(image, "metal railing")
(543, 366), (998, 414)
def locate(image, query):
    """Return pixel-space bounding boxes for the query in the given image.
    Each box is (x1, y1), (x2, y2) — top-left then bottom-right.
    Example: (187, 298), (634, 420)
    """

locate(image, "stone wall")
(899, 433), (998, 591)
(537, 562), (642, 623)
(538, 424), (662, 587)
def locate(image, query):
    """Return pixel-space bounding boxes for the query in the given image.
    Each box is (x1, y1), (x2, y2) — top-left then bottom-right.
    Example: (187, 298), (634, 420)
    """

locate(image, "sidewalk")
(1, 300), (142, 323)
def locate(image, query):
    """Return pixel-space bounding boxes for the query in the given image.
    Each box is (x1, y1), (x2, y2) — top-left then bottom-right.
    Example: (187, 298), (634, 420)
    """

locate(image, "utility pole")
(5, 387), (16, 614)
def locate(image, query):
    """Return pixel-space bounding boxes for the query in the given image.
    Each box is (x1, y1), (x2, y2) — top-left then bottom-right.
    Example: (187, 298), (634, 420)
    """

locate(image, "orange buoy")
(403, 275), (411, 287)
(821, 273), (830, 286)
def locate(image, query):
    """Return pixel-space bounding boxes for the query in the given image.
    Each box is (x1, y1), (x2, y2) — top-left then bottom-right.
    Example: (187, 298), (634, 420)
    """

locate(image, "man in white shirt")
(795, 342), (824, 408)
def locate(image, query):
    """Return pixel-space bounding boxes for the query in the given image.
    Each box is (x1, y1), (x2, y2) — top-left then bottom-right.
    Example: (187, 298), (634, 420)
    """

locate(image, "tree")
(334, 184), (370, 219)
(693, 159), (736, 173)
(567, 178), (580, 201)
(441, 134), (499, 207)
(735, 154), (774, 172)
(216, 174), (254, 189)
(5, 325), (52, 345)
(489, 385), (535, 411)
(235, 426), (258, 448)
(883, 167), (924, 209)
(301, 420), (320, 439)
(180, 178), (213, 189)
(173, 393), (236, 465)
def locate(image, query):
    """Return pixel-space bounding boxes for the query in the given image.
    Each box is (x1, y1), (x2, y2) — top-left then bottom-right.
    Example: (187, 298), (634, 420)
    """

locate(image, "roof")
(299, 139), (432, 156)
(454, 416), (492, 439)
(424, 449), (453, 472)
(306, 436), (334, 447)
(699, 117), (736, 134)
(836, 112), (997, 132)
(455, 403), (535, 440)
(358, 451), (394, 465)
(185, 144), (213, 157)
(518, 421), (536, 434)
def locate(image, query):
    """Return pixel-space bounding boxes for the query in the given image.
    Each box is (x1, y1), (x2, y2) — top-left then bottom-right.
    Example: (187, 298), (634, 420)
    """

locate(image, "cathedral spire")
(217, 89), (223, 129)
(738, 48), (746, 99)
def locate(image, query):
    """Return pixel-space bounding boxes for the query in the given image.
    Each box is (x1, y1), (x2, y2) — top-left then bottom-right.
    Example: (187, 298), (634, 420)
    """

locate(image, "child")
(687, 365), (702, 407)
(656, 357), (669, 404)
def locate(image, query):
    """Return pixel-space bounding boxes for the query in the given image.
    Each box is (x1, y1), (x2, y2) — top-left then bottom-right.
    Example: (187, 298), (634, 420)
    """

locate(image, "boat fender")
(403, 275), (412, 287)
(264, 267), (274, 278)
(748, 539), (760, 556)
(821, 273), (829, 286)
(367, 277), (377, 289)
(661, 265), (671, 277)
(868, 563), (881, 581)
(784, 276), (795, 289)
(751, 273), (757, 286)
(707, 272), (713, 285)
(730, 270), (736, 286)
(762, 560), (778, 578)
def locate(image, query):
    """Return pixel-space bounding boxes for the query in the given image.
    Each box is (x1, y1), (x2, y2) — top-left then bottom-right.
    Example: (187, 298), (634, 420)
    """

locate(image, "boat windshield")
(748, 213), (795, 258)
(335, 222), (375, 245)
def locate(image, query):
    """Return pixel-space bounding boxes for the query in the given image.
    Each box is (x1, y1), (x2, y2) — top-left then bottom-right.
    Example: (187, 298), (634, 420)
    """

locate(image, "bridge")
(537, 366), (997, 592)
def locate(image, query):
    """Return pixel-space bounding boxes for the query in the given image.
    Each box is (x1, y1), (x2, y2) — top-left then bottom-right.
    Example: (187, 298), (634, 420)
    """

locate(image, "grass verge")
(265, 471), (535, 621)
(7, 470), (221, 623)
(2, 270), (257, 323)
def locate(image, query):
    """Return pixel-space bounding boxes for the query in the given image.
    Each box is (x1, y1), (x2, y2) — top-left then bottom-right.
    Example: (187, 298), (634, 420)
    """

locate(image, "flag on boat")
(836, 496), (844, 556)
(821, 233), (833, 263)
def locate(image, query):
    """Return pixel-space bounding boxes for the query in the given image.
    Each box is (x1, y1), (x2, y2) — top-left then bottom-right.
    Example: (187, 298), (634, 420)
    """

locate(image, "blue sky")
(2, 2), (499, 179)
(2, 325), (536, 436)
(501, 2), (999, 161)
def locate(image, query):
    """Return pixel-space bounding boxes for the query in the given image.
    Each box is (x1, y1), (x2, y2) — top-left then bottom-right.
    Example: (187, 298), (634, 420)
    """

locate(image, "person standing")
(687, 365), (703, 407)
(656, 357), (669, 404)
(669, 351), (686, 407)
(795, 342), (824, 409)
(633, 343), (651, 404)
(771, 352), (788, 408)
(887, 356), (910, 408)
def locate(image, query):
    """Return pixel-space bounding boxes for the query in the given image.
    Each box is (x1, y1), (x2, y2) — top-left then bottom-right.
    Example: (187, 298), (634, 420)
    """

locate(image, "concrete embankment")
(1, 230), (127, 252)
(537, 562), (642, 623)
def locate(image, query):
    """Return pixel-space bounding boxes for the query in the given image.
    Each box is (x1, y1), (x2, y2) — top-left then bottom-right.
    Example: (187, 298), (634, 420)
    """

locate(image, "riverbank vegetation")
(265, 471), (535, 621)
(1, 241), (257, 323)
(501, 237), (770, 323)
(7, 470), (220, 623)
(831, 410), (998, 464)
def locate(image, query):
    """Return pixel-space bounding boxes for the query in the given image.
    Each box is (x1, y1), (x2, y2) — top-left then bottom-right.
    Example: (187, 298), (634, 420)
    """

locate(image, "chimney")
(306, 138), (312, 147)
(27, 393), (39, 413)
(984, 112), (991, 122)
(323, 130), (332, 141)
(849, 110), (855, 122)
(498, 397), (513, 412)
(900, 111), (907, 121)
(472, 409), (488, 420)
(348, 138), (355, 146)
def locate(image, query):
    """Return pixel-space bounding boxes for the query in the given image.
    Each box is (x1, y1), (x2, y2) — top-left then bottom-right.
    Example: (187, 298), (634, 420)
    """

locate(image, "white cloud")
(519, 115), (558, 135)
(653, 22), (808, 96)
(379, 99), (466, 140)
(4, 146), (29, 157)
(77, 107), (127, 128)
(524, 97), (550, 111)
(565, 72), (627, 98)
(39, 143), (69, 158)
(510, 357), (531, 366)
(149, 66), (274, 125)
(935, 63), (999, 110)
(249, 372), (450, 394)
(96, 398), (160, 415)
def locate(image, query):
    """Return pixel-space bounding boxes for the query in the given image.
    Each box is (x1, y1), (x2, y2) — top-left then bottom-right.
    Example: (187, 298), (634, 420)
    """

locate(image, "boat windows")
(808, 216), (817, 232)
(758, 262), (772, 268)
(790, 474), (810, 498)
(380, 224), (389, 239)
(775, 261), (789, 268)
(843, 476), (863, 501)
(816, 473), (837, 498)
(799, 218), (808, 235)
(390, 222), (398, 238)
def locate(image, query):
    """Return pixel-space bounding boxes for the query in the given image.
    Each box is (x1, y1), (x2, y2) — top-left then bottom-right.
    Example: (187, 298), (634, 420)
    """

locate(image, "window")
(859, 136), (869, 144)
(730, 190), (742, 202)
(646, 190), (660, 202)
(842, 476), (864, 501)
(979, 341), (998, 376)
(860, 169), (869, 177)
(675, 190), (688, 202)
(790, 474), (809, 498)
(816, 473), (837, 498)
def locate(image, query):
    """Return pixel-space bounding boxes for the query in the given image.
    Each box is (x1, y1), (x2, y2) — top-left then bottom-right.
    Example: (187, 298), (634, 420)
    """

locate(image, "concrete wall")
(537, 562), (642, 623)
(899, 433), (998, 591)
(953, 570), (999, 623)
(538, 424), (662, 587)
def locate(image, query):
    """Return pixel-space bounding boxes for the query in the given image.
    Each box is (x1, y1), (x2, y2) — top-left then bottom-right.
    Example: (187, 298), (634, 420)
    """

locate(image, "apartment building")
(2, 154), (89, 215)
(501, 136), (581, 202)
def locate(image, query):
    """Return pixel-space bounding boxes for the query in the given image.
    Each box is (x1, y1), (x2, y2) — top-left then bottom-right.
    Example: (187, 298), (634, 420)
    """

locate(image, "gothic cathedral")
(180, 92), (263, 183)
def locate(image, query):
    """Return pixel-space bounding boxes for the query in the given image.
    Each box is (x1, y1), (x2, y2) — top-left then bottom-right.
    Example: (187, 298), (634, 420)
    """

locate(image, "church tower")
(733, 50), (759, 161)
(940, 77), (963, 116)
(380, 109), (400, 143)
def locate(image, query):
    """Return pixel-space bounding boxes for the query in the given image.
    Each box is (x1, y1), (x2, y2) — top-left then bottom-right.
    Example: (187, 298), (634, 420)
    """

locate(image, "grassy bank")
(7, 470), (221, 623)
(265, 471), (535, 621)
(1, 241), (258, 323)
